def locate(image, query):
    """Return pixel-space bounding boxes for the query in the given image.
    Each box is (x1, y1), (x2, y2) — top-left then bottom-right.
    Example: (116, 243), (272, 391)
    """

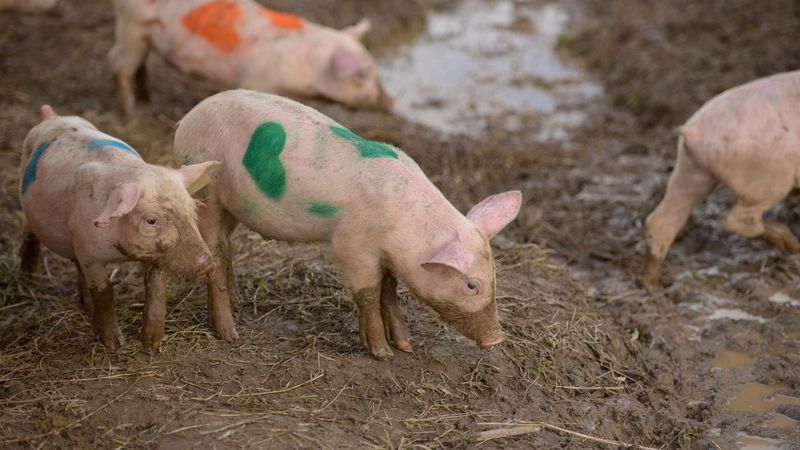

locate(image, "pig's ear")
(329, 45), (363, 78)
(342, 17), (371, 41)
(467, 191), (522, 239)
(174, 161), (222, 195)
(421, 237), (475, 276)
(40, 105), (56, 119)
(93, 182), (141, 228)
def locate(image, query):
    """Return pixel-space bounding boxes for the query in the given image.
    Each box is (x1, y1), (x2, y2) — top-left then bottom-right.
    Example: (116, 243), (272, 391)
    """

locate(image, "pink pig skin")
(18, 105), (220, 349)
(174, 90), (522, 359)
(0, 0), (57, 13)
(109, 0), (392, 119)
(643, 70), (800, 289)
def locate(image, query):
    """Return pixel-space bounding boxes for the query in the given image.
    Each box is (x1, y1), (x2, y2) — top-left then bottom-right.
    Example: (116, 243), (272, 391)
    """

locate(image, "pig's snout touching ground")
(429, 299), (506, 349)
(477, 329), (506, 349)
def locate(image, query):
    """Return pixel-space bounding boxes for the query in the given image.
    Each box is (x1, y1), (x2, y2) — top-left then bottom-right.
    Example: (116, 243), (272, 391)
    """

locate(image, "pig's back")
(682, 71), (800, 183)
(176, 90), (429, 242)
(20, 125), (143, 257)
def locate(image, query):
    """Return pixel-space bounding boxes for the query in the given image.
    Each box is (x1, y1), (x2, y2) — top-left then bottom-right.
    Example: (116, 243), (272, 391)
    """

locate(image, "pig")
(109, 0), (393, 119)
(643, 70), (800, 289)
(173, 90), (522, 359)
(0, 0), (58, 13)
(19, 105), (221, 349)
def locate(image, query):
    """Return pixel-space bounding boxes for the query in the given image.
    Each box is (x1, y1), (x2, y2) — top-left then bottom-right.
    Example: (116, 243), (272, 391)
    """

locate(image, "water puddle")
(711, 350), (753, 369)
(736, 433), (784, 450)
(729, 383), (800, 413)
(765, 413), (798, 430)
(708, 308), (768, 323)
(768, 292), (800, 307)
(380, 0), (601, 138)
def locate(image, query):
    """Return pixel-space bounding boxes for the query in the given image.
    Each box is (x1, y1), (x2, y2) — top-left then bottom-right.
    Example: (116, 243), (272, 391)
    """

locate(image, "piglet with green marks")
(18, 105), (221, 350)
(174, 90), (522, 359)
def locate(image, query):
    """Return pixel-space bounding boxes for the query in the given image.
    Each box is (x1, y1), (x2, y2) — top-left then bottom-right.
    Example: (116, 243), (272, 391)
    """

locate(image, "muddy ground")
(1, 0), (799, 448)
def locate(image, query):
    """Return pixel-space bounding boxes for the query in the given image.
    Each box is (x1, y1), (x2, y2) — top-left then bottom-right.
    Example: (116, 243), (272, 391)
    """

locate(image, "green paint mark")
(307, 203), (338, 217)
(178, 152), (192, 165)
(242, 199), (258, 215)
(242, 122), (287, 199)
(330, 126), (398, 159)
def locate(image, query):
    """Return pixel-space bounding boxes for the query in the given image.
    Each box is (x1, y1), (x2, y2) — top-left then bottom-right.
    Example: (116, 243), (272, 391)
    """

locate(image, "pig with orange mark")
(109, 0), (392, 118)
(19, 105), (220, 349)
(643, 70), (800, 289)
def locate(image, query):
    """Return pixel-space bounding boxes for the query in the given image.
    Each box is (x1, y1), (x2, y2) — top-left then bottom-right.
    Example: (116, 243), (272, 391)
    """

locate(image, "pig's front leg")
(141, 267), (167, 350)
(380, 273), (412, 353)
(77, 260), (125, 349)
(353, 284), (393, 360)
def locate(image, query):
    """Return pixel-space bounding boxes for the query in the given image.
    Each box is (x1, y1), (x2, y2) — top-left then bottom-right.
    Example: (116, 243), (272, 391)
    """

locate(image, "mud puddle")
(729, 383), (800, 414)
(379, 0), (600, 139)
(711, 350), (753, 369)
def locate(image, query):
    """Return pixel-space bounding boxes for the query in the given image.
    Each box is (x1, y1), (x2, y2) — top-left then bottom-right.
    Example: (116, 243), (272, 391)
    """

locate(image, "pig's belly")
(217, 180), (337, 243)
(22, 201), (74, 259)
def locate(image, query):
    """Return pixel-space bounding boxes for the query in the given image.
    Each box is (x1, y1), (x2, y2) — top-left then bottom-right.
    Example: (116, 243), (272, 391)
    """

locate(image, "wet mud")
(1, 0), (799, 448)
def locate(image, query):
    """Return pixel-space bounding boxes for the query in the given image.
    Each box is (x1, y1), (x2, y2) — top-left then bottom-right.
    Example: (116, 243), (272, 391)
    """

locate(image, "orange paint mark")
(262, 7), (303, 30)
(182, 1), (243, 53)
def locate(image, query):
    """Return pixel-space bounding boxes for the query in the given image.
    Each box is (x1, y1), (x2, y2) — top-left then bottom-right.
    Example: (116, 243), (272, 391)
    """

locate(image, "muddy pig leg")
(198, 192), (239, 341)
(77, 259), (125, 349)
(380, 273), (412, 352)
(108, 15), (150, 118)
(18, 223), (41, 275)
(643, 140), (716, 289)
(724, 193), (798, 252)
(134, 63), (150, 102)
(141, 267), (167, 350)
(220, 213), (241, 307)
(74, 260), (93, 313)
(331, 236), (392, 360)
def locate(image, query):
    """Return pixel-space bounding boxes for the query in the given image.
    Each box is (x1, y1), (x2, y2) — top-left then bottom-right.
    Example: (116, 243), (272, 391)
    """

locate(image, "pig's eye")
(145, 217), (158, 226)
(466, 280), (480, 295)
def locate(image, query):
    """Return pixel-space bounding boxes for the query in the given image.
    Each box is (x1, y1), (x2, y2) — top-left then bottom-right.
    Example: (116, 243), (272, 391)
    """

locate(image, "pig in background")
(0, 0), (58, 13)
(19, 105), (220, 349)
(643, 70), (800, 289)
(109, 0), (393, 119)
(173, 90), (522, 360)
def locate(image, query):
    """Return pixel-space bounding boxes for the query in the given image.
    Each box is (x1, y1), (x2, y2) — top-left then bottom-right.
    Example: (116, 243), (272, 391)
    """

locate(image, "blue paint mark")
(87, 139), (142, 159)
(22, 142), (50, 194)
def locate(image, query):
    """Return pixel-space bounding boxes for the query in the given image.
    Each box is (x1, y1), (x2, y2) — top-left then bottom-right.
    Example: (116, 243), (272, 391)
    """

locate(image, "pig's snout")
(477, 329), (506, 349)
(194, 254), (219, 281)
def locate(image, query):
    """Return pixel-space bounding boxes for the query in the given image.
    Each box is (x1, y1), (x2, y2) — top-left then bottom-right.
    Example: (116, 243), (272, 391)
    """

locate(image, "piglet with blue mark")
(18, 105), (221, 350)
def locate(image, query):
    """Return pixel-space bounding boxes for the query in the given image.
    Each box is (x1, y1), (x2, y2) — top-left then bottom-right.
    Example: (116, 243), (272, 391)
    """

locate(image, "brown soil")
(1, 0), (798, 449)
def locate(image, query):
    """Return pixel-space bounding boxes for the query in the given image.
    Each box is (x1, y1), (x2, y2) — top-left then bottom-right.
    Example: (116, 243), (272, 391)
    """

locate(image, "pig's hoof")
(217, 326), (240, 342)
(98, 328), (126, 350)
(394, 339), (413, 353)
(370, 346), (394, 361)
(140, 331), (164, 351)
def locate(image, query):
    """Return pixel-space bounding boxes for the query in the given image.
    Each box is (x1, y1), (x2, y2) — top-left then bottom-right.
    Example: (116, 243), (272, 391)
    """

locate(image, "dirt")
(1, 0), (799, 449)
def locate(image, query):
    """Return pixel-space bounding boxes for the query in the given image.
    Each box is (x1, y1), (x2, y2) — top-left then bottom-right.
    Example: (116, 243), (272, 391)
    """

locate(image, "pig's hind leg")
(643, 141), (716, 289)
(724, 182), (799, 253)
(380, 273), (412, 353)
(18, 224), (41, 274)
